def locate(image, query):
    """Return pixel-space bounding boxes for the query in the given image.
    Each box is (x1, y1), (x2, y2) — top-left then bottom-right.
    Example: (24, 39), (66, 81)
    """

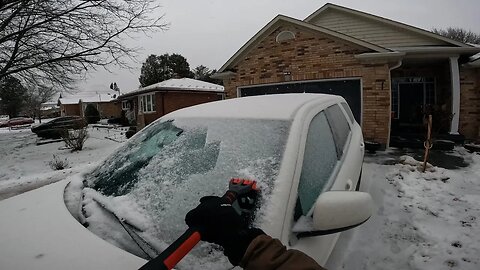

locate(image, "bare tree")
(0, 0), (167, 90)
(24, 85), (57, 122)
(432, 27), (480, 44)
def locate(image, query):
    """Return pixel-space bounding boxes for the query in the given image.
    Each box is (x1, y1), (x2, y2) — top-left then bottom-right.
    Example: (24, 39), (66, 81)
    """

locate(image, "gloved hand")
(185, 196), (264, 265)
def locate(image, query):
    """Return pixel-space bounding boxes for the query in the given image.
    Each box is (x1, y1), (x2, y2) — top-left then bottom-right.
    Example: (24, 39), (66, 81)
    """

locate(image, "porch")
(389, 56), (466, 147)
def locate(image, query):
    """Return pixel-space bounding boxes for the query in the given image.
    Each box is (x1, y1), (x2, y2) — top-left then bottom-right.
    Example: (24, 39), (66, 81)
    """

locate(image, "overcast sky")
(72, 0), (480, 97)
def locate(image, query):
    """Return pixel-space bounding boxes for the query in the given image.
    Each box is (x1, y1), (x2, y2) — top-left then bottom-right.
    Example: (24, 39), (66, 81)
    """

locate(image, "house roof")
(217, 14), (390, 73)
(304, 3), (469, 48)
(59, 94), (116, 105)
(119, 78), (224, 98)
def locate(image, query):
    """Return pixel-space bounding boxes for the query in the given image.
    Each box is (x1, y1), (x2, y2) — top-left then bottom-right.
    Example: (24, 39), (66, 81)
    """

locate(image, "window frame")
(121, 100), (130, 110)
(139, 93), (156, 114)
(294, 111), (339, 218)
(325, 104), (352, 159)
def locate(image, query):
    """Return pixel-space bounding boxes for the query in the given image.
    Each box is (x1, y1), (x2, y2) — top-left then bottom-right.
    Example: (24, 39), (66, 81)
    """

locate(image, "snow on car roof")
(166, 93), (343, 120)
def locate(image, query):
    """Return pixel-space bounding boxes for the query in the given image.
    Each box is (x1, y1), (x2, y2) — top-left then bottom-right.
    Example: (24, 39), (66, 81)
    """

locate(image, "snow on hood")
(0, 178), (146, 270)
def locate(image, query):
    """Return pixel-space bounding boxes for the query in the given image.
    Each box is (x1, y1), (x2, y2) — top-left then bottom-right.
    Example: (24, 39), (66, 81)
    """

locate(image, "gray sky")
(74, 0), (480, 96)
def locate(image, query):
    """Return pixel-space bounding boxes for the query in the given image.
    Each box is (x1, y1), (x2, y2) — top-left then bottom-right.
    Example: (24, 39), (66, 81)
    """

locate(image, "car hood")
(0, 179), (147, 270)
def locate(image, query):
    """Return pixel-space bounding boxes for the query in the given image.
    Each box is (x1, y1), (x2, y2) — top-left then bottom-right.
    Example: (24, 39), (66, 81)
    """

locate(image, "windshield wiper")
(85, 197), (159, 259)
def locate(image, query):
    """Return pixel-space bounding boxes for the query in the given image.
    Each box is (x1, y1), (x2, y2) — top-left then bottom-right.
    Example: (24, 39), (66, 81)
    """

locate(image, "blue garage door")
(239, 79), (362, 123)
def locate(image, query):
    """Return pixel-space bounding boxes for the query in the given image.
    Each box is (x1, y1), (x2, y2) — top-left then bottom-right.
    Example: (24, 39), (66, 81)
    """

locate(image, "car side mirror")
(295, 191), (373, 238)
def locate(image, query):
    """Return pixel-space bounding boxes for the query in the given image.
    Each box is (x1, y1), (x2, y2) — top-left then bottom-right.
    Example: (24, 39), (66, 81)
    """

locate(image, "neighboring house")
(213, 3), (480, 146)
(58, 93), (121, 119)
(40, 102), (60, 118)
(118, 78), (224, 129)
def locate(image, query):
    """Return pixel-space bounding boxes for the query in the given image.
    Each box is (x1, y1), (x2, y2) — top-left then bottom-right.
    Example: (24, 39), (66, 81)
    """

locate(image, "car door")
(285, 103), (358, 265)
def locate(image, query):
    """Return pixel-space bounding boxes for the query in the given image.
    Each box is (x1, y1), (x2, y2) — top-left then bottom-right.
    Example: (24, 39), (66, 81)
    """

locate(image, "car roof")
(165, 93), (343, 120)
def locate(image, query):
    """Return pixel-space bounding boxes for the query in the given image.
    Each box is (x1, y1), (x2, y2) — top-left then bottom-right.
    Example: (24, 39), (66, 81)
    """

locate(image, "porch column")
(449, 56), (460, 134)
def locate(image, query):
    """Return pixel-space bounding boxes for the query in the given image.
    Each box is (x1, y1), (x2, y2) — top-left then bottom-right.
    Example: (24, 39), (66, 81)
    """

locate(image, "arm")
(241, 235), (326, 270)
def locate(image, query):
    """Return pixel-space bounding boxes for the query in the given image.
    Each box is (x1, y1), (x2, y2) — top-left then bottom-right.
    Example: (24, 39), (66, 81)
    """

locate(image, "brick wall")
(98, 102), (122, 119)
(164, 92), (222, 115)
(137, 91), (223, 128)
(459, 68), (480, 140)
(223, 25), (391, 145)
(61, 104), (80, 116)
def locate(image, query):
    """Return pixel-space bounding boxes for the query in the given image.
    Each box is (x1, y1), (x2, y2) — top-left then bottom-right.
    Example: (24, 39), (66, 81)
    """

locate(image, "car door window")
(296, 112), (338, 217)
(341, 102), (355, 123)
(325, 104), (351, 158)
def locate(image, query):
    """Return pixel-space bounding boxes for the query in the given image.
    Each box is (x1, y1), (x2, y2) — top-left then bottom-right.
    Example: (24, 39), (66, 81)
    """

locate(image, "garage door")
(239, 79), (362, 123)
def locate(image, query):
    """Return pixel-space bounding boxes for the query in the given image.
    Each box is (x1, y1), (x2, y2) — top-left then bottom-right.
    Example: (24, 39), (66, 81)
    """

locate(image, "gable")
(218, 15), (387, 73)
(307, 7), (461, 48)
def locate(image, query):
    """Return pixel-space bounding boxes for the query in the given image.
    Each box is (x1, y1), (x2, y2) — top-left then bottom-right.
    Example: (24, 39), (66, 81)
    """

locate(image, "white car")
(0, 94), (372, 269)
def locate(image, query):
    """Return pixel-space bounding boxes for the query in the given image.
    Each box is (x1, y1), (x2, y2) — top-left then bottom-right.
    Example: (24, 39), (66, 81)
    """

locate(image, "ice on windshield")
(80, 118), (290, 268)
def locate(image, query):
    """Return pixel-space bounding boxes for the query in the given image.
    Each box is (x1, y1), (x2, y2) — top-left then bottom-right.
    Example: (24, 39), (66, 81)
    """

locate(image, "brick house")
(58, 94), (121, 119)
(118, 78), (224, 129)
(213, 3), (480, 146)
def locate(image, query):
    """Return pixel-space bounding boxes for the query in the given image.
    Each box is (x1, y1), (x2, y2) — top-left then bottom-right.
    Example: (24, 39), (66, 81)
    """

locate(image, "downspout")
(387, 60), (403, 148)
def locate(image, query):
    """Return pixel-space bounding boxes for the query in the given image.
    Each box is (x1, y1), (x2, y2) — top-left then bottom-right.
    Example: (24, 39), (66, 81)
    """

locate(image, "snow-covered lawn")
(327, 148), (480, 270)
(1, 124), (479, 269)
(0, 125), (125, 200)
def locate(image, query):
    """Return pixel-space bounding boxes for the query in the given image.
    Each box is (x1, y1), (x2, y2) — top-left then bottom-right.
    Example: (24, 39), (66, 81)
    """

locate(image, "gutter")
(210, 71), (237, 80)
(391, 46), (480, 55)
(354, 51), (405, 60)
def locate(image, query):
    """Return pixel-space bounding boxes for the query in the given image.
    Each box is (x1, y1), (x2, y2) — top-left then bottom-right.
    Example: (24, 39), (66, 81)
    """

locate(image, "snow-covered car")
(0, 94), (372, 269)
(0, 115), (9, 121)
(0, 117), (34, 127)
(31, 116), (87, 139)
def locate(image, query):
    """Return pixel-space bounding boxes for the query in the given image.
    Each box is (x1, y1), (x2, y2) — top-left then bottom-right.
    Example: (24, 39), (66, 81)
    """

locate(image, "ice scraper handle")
(138, 227), (201, 270)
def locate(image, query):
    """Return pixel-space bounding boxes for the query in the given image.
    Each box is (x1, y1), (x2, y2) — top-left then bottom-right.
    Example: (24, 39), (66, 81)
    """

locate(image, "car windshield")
(78, 117), (290, 268)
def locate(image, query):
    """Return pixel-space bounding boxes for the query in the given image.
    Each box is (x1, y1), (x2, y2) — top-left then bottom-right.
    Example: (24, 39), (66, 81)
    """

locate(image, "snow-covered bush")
(61, 127), (88, 151)
(49, 154), (69, 170)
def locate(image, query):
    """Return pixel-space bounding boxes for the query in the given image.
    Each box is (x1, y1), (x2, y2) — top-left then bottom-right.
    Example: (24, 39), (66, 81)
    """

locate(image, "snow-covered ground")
(0, 125), (126, 200)
(327, 148), (480, 270)
(1, 125), (479, 269)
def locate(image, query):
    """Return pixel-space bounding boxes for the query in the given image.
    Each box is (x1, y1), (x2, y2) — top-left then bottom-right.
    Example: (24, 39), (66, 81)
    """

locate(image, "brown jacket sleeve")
(239, 235), (327, 270)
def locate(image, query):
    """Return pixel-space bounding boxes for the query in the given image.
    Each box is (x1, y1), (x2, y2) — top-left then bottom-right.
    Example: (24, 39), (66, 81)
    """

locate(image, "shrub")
(49, 154), (69, 170)
(61, 127), (88, 151)
(84, 104), (100, 124)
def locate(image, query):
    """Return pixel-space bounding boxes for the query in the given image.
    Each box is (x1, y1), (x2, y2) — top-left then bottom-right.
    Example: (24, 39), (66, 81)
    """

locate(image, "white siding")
(310, 9), (450, 48)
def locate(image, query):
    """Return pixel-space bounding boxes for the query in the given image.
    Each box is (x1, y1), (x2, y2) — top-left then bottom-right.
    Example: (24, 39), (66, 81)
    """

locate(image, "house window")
(121, 100), (130, 110)
(276, 30), (296, 43)
(140, 94), (156, 113)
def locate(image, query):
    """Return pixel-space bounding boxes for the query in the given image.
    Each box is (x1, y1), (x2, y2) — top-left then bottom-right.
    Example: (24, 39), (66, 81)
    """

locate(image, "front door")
(399, 83), (424, 126)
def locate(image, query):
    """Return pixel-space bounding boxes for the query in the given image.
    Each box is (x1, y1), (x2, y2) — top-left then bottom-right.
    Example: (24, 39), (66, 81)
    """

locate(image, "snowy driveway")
(327, 149), (480, 270)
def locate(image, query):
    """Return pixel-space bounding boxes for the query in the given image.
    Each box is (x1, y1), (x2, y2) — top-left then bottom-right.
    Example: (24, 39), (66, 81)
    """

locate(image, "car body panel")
(31, 116), (87, 138)
(0, 179), (146, 270)
(0, 117), (34, 127)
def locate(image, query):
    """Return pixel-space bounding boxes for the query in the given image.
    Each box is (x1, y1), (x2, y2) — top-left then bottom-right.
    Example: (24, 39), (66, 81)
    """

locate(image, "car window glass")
(325, 104), (351, 158)
(296, 112), (338, 217)
(341, 102), (355, 123)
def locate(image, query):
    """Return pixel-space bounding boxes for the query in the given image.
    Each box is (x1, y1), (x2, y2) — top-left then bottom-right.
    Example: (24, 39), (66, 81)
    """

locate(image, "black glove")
(185, 196), (264, 265)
